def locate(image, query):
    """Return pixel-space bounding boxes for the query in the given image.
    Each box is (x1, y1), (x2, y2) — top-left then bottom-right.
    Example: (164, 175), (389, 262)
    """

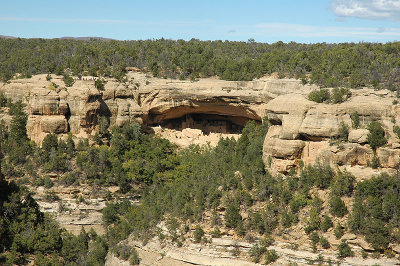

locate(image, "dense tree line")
(1, 38), (400, 90)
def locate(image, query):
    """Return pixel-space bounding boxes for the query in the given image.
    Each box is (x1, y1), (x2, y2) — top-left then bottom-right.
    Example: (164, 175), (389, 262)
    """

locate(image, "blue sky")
(1, 0), (400, 43)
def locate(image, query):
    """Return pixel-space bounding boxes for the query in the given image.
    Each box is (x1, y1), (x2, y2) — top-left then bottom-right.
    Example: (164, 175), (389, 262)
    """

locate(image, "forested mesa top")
(1, 38), (400, 90)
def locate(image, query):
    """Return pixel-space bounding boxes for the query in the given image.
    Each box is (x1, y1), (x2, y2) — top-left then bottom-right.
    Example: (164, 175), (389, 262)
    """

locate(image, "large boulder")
(40, 116), (68, 133)
(263, 138), (305, 159)
(280, 114), (304, 140)
(340, 94), (392, 120)
(27, 115), (68, 143)
(333, 143), (373, 167)
(348, 129), (369, 144)
(298, 105), (351, 139)
(265, 94), (315, 125)
(377, 148), (400, 168)
(29, 88), (68, 115)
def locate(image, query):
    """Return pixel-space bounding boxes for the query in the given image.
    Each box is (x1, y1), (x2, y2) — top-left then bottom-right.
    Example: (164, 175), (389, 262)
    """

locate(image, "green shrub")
(289, 193), (309, 213)
(334, 223), (345, 239)
(281, 211), (298, 228)
(367, 121), (387, 151)
(86, 237), (108, 265)
(260, 235), (275, 247)
(300, 165), (334, 190)
(364, 218), (390, 250)
(166, 217), (179, 242)
(193, 225), (204, 243)
(34, 253), (61, 265)
(371, 155), (380, 169)
(308, 89), (330, 103)
(44, 176), (54, 189)
(129, 248), (141, 265)
(60, 172), (78, 186)
(249, 243), (266, 263)
(371, 251), (380, 259)
(235, 220), (246, 237)
(384, 249), (395, 258)
(331, 170), (355, 197)
(320, 215), (334, 232)
(102, 202), (119, 226)
(337, 240), (354, 258)
(211, 227), (221, 238)
(43, 190), (60, 202)
(394, 125), (400, 139)
(309, 231), (319, 246)
(225, 202), (242, 228)
(211, 210), (221, 226)
(361, 250), (368, 259)
(63, 74), (75, 87)
(305, 207), (320, 234)
(95, 79), (104, 90)
(350, 111), (360, 128)
(227, 242), (239, 257)
(331, 87), (351, 104)
(329, 195), (348, 217)
(114, 244), (131, 260)
(320, 236), (330, 249)
(338, 121), (349, 141)
(264, 249), (279, 264)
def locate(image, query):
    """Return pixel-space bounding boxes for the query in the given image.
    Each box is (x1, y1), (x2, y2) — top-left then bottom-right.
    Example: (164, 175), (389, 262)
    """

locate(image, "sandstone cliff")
(2, 73), (399, 176)
(262, 88), (400, 176)
(0, 73), (316, 143)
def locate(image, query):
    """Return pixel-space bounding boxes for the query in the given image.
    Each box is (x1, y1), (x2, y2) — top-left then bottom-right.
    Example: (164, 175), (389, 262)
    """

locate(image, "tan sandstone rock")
(348, 129), (369, 144)
(299, 105), (351, 139)
(40, 116), (69, 133)
(263, 138), (305, 159)
(29, 88), (68, 115)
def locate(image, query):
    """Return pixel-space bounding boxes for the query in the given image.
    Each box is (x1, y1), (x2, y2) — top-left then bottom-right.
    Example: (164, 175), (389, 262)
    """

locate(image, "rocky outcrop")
(263, 88), (400, 174)
(348, 129), (369, 144)
(3, 73), (399, 175)
(263, 138), (305, 159)
(0, 73), (317, 144)
(106, 235), (399, 266)
(32, 184), (108, 235)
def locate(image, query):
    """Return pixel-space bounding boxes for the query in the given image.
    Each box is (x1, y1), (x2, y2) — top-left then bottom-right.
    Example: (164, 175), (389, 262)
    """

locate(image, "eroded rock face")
(4, 73), (399, 176)
(0, 73), (317, 144)
(262, 88), (400, 174)
(298, 106), (351, 139)
(29, 89), (68, 115)
(263, 138), (305, 159)
(348, 129), (369, 144)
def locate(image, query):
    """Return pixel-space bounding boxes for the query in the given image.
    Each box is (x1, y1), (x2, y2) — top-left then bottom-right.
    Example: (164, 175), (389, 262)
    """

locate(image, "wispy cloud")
(0, 17), (212, 27)
(0, 17), (131, 24)
(250, 22), (400, 39)
(331, 0), (400, 20)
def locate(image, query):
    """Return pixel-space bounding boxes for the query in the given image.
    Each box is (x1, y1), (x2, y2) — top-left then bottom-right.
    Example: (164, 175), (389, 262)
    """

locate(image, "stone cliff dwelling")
(154, 113), (247, 134)
(143, 104), (261, 136)
(78, 76), (99, 81)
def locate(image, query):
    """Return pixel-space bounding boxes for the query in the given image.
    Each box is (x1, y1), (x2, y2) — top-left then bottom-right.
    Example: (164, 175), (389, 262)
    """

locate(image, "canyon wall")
(262, 88), (400, 176)
(2, 72), (399, 176)
(0, 73), (315, 143)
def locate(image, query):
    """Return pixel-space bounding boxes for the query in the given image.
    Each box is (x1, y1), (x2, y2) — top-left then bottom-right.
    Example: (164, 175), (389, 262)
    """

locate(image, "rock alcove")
(143, 103), (261, 135)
